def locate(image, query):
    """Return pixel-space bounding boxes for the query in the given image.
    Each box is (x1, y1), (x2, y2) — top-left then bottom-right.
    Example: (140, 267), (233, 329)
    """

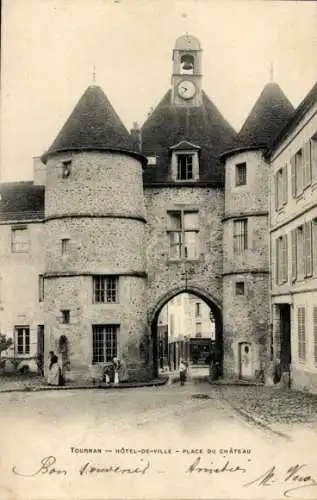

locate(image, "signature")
(244, 464), (317, 497)
(12, 456), (150, 477)
(186, 456), (247, 474)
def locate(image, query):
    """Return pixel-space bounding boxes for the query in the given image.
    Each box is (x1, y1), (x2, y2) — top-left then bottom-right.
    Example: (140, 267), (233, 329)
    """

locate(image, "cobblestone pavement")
(213, 385), (317, 428)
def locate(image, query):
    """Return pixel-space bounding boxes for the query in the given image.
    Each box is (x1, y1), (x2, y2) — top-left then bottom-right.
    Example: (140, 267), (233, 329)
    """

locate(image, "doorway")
(279, 304), (291, 374)
(239, 342), (252, 379)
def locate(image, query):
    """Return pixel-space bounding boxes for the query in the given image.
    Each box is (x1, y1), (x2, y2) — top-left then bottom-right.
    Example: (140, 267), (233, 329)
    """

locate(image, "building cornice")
(44, 213), (147, 224)
(222, 211), (268, 222)
(270, 200), (317, 233)
(143, 182), (224, 189)
(222, 269), (269, 276)
(44, 270), (147, 279)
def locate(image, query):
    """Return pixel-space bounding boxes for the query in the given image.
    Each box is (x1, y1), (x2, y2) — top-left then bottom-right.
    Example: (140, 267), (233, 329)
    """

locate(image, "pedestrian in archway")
(179, 358), (187, 386)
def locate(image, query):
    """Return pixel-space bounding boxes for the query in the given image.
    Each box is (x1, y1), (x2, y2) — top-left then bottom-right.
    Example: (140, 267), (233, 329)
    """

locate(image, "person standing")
(47, 353), (60, 386)
(179, 358), (187, 386)
(113, 357), (119, 385)
(118, 357), (128, 383)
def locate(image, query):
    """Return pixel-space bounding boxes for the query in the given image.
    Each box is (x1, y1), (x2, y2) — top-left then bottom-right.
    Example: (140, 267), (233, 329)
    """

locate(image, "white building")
(269, 82), (317, 392)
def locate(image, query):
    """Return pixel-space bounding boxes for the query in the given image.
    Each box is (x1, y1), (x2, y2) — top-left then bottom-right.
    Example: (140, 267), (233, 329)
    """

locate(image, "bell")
(182, 61), (193, 70)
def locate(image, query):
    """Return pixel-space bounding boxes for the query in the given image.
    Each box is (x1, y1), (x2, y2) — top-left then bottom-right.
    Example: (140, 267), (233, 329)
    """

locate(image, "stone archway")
(149, 285), (223, 378)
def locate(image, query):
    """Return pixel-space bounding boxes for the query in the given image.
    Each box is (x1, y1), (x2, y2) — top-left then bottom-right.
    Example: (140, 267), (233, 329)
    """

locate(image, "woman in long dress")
(118, 358), (128, 383)
(47, 353), (64, 386)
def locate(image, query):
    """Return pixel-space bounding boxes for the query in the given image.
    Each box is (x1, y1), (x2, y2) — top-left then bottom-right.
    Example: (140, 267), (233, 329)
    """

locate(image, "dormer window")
(170, 141), (200, 182)
(177, 154), (193, 180)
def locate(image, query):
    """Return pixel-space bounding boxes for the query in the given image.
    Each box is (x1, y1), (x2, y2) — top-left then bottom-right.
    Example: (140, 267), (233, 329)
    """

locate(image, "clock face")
(178, 80), (196, 100)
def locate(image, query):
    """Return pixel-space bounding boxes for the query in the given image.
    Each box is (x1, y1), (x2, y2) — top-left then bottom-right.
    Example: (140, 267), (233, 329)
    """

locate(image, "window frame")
(15, 325), (30, 355)
(167, 209), (199, 261)
(93, 275), (119, 304)
(61, 309), (70, 324)
(92, 324), (118, 364)
(276, 234), (288, 285)
(176, 153), (194, 181)
(235, 162), (247, 187)
(11, 225), (29, 253)
(61, 238), (70, 256)
(233, 218), (248, 253)
(235, 281), (245, 296)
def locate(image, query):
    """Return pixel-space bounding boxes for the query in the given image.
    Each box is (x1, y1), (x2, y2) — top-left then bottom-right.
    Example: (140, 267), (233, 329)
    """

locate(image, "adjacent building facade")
(0, 34), (316, 389)
(269, 83), (317, 392)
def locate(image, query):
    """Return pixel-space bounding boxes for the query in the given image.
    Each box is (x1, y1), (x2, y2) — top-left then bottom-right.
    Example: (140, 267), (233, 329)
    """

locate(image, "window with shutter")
(291, 155), (296, 197)
(297, 226), (304, 279)
(303, 141), (312, 188)
(283, 164), (288, 205)
(275, 238), (279, 284)
(312, 138), (317, 185)
(304, 221), (312, 277)
(314, 306), (317, 367)
(297, 307), (306, 363)
(295, 149), (303, 196)
(291, 229), (297, 282)
(313, 219), (317, 276)
(283, 234), (288, 282)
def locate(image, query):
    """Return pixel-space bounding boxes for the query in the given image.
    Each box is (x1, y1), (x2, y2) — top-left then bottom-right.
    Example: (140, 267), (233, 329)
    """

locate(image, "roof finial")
(92, 64), (96, 85)
(270, 62), (274, 83)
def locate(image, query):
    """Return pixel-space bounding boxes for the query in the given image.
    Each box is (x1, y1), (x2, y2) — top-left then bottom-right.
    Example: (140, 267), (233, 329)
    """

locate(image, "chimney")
(33, 156), (46, 185)
(130, 122), (142, 153)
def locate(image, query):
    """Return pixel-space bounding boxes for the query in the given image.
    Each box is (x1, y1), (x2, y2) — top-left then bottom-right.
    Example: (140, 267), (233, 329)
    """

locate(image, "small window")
(39, 275), (44, 302)
(62, 160), (72, 178)
(11, 226), (29, 253)
(61, 238), (70, 255)
(235, 162), (247, 186)
(147, 156), (157, 166)
(195, 302), (201, 317)
(177, 154), (193, 180)
(61, 310), (70, 324)
(93, 276), (119, 303)
(235, 282), (245, 295)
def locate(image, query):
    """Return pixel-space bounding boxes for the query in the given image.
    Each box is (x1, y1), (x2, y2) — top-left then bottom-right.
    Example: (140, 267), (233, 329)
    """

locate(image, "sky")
(1, 0), (317, 181)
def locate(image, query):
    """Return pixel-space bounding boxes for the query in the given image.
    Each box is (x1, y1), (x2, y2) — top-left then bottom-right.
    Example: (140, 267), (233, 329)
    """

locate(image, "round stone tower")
(41, 85), (148, 382)
(221, 82), (294, 381)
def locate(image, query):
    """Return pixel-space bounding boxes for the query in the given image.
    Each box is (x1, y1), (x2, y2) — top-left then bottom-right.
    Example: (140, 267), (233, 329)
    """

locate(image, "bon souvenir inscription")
(11, 446), (317, 498)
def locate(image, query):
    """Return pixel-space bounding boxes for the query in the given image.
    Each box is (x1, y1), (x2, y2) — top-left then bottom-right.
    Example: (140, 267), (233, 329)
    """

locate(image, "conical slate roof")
(41, 85), (137, 163)
(234, 82), (294, 150)
(142, 90), (237, 185)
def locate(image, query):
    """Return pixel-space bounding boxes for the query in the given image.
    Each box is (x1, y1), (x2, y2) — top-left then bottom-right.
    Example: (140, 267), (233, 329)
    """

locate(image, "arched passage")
(149, 285), (223, 378)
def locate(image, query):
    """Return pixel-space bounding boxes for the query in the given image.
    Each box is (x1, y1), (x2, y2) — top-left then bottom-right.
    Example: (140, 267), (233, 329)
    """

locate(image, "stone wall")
(222, 150), (269, 379)
(43, 150), (148, 381)
(144, 186), (224, 318)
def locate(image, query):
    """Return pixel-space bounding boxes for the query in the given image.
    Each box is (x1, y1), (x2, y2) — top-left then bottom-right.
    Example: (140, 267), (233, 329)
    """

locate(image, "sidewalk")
(0, 374), (169, 393)
(163, 365), (262, 386)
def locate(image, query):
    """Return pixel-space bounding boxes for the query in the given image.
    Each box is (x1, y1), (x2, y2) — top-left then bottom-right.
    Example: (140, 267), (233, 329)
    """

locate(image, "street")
(1, 382), (317, 499)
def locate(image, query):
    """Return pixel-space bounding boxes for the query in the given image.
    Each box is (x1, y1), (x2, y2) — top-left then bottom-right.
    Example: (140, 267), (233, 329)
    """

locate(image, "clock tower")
(171, 34), (202, 106)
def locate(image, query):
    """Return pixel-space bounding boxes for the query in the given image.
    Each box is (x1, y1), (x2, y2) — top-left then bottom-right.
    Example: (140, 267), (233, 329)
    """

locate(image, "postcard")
(1, 1), (317, 499)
